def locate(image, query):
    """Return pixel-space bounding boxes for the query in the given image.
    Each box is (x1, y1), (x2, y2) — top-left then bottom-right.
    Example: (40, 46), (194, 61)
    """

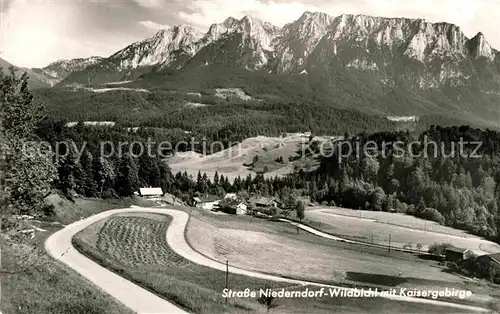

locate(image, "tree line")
(3, 71), (500, 246)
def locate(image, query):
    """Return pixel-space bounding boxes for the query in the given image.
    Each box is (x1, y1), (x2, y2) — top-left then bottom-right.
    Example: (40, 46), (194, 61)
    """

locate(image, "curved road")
(46, 207), (491, 313)
(44, 209), (188, 314)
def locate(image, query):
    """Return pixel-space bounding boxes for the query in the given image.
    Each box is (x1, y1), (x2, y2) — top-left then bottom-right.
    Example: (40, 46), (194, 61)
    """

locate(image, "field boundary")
(279, 218), (436, 256)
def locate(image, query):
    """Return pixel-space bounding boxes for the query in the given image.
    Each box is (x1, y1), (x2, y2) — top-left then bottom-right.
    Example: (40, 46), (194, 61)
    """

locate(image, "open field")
(1, 196), (150, 314)
(168, 133), (336, 181)
(73, 213), (286, 314)
(73, 211), (481, 313)
(305, 207), (500, 255)
(185, 209), (500, 306)
(186, 215), (462, 284)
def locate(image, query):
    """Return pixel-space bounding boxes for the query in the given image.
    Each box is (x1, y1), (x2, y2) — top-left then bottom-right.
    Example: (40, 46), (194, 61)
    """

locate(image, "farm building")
(250, 197), (281, 208)
(460, 252), (500, 283)
(235, 202), (248, 215)
(193, 195), (221, 211)
(219, 201), (248, 215)
(139, 187), (163, 200)
(477, 252), (500, 266)
(224, 193), (238, 200)
(444, 246), (473, 262)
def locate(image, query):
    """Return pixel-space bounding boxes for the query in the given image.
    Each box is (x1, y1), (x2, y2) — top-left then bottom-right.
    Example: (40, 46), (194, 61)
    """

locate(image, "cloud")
(138, 20), (170, 30)
(132, 0), (164, 9)
(3, 0), (500, 68)
(2, 0), (150, 67)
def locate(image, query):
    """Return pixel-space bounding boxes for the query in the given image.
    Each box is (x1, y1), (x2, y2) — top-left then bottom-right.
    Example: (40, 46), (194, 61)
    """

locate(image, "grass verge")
(1, 194), (154, 314)
(1, 229), (132, 314)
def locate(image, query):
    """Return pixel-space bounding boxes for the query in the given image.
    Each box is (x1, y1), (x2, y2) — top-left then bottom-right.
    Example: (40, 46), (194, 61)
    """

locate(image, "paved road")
(44, 209), (188, 314)
(46, 207), (491, 313)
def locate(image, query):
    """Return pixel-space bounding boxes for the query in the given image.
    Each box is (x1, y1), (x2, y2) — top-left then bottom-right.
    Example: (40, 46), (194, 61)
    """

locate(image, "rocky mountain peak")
(36, 56), (104, 82)
(274, 11), (334, 73)
(468, 31), (495, 61)
(55, 11), (500, 91)
(226, 15), (280, 51)
(110, 25), (204, 68)
(222, 17), (238, 28)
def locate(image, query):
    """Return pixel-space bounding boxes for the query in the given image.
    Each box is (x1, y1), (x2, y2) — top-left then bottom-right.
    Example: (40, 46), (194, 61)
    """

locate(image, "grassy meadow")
(72, 211), (490, 313)
(0, 196), (152, 314)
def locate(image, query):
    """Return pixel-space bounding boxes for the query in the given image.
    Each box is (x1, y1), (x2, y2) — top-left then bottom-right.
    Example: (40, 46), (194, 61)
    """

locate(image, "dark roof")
(250, 197), (281, 206)
(194, 195), (221, 203)
(487, 253), (500, 263)
(445, 246), (469, 254)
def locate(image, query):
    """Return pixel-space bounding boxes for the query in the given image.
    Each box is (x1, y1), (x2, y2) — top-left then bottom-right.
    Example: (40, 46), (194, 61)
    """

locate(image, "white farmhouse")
(139, 187), (163, 201)
(193, 195), (221, 211)
(235, 202), (248, 215)
(224, 193), (238, 200)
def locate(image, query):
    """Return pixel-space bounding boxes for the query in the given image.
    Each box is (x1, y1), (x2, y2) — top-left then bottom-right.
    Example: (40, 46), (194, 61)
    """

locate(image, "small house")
(477, 252), (500, 266)
(193, 195), (221, 211)
(250, 197), (281, 208)
(235, 202), (248, 215)
(444, 246), (472, 262)
(462, 252), (500, 283)
(488, 253), (500, 266)
(139, 187), (163, 200)
(224, 193), (238, 200)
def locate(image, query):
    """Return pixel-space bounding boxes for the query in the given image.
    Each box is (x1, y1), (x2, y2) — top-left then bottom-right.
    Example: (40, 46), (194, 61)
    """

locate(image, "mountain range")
(4, 12), (500, 127)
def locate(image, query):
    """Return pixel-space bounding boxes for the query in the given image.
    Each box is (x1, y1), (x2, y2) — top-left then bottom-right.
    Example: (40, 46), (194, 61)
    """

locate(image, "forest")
(32, 118), (500, 244)
(3, 70), (500, 246)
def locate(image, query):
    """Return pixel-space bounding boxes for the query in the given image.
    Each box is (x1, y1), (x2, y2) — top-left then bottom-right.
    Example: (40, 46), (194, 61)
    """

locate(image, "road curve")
(44, 208), (188, 314)
(46, 207), (491, 313)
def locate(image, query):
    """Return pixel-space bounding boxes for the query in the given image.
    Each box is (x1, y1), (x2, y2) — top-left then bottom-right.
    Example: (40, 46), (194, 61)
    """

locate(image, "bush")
(258, 207), (277, 216)
(419, 208), (445, 225)
(428, 243), (451, 256)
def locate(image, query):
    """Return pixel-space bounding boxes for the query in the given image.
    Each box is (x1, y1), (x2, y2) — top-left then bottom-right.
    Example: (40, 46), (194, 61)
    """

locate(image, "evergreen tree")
(1, 69), (57, 215)
(115, 154), (139, 196)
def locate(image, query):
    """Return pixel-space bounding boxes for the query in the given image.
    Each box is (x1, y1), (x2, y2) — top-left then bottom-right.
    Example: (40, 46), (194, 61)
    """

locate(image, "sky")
(1, 0), (499, 68)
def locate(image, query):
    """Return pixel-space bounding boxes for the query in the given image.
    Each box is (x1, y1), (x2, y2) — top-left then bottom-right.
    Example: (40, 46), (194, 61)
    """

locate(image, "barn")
(444, 246), (473, 262)
(193, 195), (221, 211)
(139, 187), (163, 201)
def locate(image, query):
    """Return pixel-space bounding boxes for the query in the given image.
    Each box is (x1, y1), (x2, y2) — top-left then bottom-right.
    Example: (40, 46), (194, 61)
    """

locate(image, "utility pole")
(388, 234), (391, 252)
(225, 260), (229, 304)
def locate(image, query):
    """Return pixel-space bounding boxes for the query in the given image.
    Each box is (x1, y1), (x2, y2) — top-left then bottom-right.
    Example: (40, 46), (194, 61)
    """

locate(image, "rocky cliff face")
(274, 12), (335, 73)
(57, 11), (498, 89)
(11, 11), (500, 127)
(37, 57), (103, 80)
(109, 25), (204, 69)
